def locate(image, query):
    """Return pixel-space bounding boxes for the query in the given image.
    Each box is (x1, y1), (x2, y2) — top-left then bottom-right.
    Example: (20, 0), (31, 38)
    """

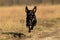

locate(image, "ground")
(0, 5), (60, 40)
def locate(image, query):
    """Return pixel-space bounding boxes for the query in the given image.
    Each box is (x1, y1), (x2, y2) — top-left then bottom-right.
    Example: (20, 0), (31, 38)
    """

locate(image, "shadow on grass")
(1, 32), (26, 38)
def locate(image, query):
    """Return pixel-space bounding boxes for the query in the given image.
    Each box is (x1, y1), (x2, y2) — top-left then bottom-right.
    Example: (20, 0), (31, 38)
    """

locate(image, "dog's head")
(25, 6), (37, 18)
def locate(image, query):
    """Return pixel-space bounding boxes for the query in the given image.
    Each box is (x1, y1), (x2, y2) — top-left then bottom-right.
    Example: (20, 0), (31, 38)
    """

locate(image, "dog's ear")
(25, 6), (28, 13)
(33, 6), (37, 13)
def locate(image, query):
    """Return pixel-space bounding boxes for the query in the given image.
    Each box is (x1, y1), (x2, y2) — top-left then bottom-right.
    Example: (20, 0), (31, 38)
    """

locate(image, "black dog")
(25, 6), (37, 32)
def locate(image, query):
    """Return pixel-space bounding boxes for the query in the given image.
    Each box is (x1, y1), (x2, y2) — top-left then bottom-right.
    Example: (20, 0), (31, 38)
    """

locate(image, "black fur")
(25, 6), (37, 32)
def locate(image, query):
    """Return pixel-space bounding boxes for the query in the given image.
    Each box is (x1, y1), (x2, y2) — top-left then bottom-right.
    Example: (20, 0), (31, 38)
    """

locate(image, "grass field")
(0, 5), (60, 40)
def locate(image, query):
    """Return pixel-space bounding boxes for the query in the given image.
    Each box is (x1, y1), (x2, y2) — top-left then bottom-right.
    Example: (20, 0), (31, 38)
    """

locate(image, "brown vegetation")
(0, 5), (60, 40)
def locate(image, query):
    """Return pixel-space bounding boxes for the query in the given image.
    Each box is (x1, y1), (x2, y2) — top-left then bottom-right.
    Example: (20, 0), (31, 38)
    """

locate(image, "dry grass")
(0, 5), (60, 40)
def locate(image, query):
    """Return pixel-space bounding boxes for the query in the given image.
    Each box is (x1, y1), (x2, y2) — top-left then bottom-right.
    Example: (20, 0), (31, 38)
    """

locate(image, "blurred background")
(0, 0), (60, 6)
